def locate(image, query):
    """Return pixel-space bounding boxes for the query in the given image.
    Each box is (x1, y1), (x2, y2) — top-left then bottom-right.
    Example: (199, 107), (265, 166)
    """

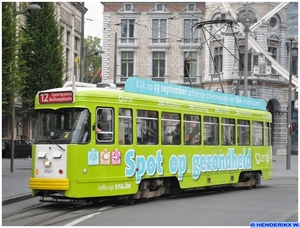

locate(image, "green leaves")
(18, 2), (64, 109)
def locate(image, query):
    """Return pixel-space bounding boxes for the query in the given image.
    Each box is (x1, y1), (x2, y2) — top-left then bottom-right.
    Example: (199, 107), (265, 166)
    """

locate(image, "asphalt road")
(3, 178), (298, 226)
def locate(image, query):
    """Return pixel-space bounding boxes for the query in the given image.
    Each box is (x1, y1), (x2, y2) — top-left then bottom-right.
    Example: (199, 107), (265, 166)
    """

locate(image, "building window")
(66, 31), (70, 46)
(66, 48), (69, 71)
(60, 26), (64, 41)
(188, 4), (195, 11)
(152, 19), (167, 43)
(152, 52), (165, 77)
(74, 37), (79, 51)
(156, 4), (163, 11)
(213, 16), (223, 29)
(184, 19), (199, 43)
(287, 3), (298, 38)
(125, 4), (132, 11)
(121, 19), (135, 43)
(292, 48), (298, 75)
(184, 52), (197, 77)
(253, 53), (258, 66)
(213, 47), (223, 73)
(238, 46), (252, 72)
(74, 54), (78, 77)
(270, 17), (277, 28)
(121, 52), (134, 77)
(268, 47), (277, 73)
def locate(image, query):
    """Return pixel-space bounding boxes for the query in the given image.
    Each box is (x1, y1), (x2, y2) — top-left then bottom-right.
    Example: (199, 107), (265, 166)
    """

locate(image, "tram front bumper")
(29, 178), (69, 190)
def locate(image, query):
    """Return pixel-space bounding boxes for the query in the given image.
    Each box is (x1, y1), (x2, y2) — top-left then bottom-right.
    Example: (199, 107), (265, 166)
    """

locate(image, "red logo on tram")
(38, 91), (74, 104)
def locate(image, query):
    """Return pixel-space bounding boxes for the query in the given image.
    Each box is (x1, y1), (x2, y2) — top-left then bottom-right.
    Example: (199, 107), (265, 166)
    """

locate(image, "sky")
(84, 2), (104, 41)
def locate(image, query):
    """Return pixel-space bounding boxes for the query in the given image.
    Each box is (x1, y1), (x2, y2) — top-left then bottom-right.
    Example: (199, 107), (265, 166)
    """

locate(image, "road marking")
(64, 212), (101, 226)
(64, 205), (114, 226)
(99, 204), (115, 211)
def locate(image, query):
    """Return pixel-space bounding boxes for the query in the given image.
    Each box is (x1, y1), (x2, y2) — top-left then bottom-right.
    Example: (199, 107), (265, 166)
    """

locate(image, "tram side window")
(96, 108), (114, 143)
(184, 114), (201, 145)
(252, 121), (263, 146)
(221, 118), (235, 145)
(162, 112), (181, 145)
(265, 122), (270, 146)
(237, 120), (250, 146)
(136, 110), (158, 145)
(203, 116), (219, 145)
(118, 108), (132, 145)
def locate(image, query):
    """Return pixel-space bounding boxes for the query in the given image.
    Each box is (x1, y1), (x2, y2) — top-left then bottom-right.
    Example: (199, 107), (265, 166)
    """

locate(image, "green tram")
(29, 77), (272, 203)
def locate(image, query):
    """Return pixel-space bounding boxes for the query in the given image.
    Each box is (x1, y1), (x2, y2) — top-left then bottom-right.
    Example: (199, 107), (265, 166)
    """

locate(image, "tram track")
(2, 200), (119, 226)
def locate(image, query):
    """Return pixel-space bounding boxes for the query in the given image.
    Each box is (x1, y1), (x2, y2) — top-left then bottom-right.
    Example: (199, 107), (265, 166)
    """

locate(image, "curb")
(2, 194), (34, 206)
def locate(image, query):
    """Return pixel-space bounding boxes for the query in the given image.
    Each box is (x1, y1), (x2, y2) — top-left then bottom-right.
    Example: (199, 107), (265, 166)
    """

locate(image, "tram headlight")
(43, 157), (52, 167)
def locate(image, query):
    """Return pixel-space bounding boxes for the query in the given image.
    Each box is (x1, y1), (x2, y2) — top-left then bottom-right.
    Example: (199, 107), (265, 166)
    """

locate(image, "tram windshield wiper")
(48, 139), (65, 151)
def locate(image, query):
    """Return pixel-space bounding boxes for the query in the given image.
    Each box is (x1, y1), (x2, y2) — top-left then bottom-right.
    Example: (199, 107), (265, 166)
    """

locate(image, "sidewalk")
(2, 158), (33, 205)
(2, 155), (298, 205)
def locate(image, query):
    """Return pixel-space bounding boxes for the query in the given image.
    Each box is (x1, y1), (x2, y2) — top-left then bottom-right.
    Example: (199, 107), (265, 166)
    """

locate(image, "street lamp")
(237, 3), (256, 97)
(85, 49), (104, 82)
(14, 4), (41, 15)
(243, 18), (250, 97)
(286, 37), (295, 170)
(11, 3), (41, 172)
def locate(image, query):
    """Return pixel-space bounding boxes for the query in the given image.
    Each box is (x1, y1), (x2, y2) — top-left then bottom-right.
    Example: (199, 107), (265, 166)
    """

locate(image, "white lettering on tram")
(125, 149), (164, 184)
(191, 148), (252, 180)
(255, 152), (270, 164)
(118, 96), (133, 103)
(124, 148), (252, 184)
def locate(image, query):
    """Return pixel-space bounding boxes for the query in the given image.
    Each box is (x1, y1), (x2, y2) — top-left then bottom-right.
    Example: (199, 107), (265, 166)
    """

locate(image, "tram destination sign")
(38, 91), (74, 104)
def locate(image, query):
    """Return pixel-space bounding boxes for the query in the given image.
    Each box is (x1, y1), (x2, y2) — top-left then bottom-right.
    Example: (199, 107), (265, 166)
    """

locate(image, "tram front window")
(33, 108), (90, 144)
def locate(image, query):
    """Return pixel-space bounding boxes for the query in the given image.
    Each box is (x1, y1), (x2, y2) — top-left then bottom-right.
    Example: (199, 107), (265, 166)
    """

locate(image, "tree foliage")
(19, 2), (65, 109)
(84, 36), (103, 84)
(2, 2), (17, 115)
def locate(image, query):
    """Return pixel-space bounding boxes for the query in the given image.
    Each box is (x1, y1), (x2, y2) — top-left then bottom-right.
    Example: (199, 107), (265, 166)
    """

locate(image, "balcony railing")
(151, 77), (166, 82)
(180, 76), (201, 84)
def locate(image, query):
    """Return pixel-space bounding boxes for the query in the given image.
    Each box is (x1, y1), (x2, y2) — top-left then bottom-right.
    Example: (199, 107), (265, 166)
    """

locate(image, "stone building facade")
(204, 2), (296, 154)
(101, 2), (297, 155)
(56, 2), (86, 82)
